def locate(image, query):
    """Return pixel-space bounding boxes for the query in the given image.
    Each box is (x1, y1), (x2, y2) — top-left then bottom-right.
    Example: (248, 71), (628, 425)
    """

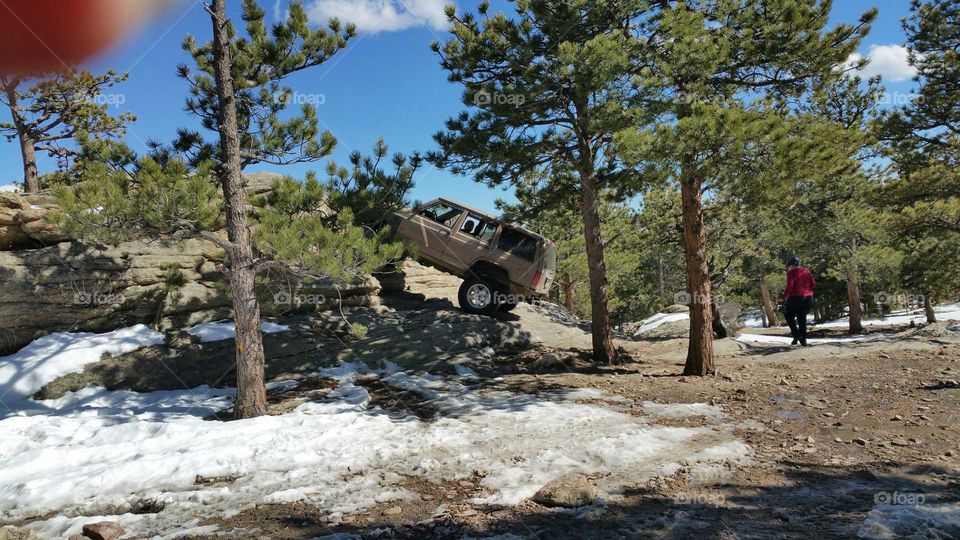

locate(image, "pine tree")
(0, 70), (134, 192)
(619, 0), (874, 374)
(430, 0), (651, 363)
(803, 75), (890, 334)
(880, 0), (960, 322)
(55, 0), (389, 420)
(324, 138), (422, 230)
(173, 0), (354, 418)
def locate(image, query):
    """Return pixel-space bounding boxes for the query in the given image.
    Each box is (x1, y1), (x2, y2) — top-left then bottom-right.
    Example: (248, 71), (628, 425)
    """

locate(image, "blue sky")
(1, 0), (918, 213)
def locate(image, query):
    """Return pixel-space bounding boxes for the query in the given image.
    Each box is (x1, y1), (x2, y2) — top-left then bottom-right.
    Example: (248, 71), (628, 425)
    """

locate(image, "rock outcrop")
(376, 259), (462, 303)
(0, 192), (68, 250)
(0, 238), (231, 354)
(0, 173), (381, 355)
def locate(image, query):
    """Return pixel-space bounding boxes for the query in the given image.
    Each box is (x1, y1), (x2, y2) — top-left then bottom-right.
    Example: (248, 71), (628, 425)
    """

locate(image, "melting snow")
(0, 324), (164, 409)
(733, 333), (882, 345)
(187, 320), (291, 342)
(858, 503), (960, 539)
(635, 312), (688, 335)
(0, 327), (752, 539)
(817, 302), (960, 329)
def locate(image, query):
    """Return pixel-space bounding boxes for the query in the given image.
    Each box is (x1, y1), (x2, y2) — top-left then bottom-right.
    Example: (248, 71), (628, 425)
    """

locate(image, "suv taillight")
(531, 271), (542, 289)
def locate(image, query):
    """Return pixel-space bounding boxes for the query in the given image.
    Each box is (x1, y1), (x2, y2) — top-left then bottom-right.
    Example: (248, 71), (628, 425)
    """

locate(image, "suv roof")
(435, 197), (548, 243)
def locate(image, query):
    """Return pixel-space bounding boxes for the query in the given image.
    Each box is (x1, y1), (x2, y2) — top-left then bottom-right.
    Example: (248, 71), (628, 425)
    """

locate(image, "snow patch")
(858, 503), (960, 539)
(816, 302), (960, 329)
(188, 320), (291, 342)
(0, 325), (164, 409)
(635, 312), (688, 335)
(733, 333), (881, 345)
(1, 362), (751, 538)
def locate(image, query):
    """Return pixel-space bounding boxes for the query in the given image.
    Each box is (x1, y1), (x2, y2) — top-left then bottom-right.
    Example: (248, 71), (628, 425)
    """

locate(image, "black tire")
(458, 276), (499, 316)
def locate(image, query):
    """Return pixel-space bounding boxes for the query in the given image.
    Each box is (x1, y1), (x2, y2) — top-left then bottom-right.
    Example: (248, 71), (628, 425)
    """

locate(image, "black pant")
(785, 296), (813, 344)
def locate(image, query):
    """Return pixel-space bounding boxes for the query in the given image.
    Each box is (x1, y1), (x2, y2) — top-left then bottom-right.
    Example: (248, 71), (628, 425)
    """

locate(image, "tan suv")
(395, 198), (557, 315)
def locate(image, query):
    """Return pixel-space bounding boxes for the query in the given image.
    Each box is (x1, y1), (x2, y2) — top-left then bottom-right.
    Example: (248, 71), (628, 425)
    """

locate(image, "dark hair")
(787, 256), (801, 267)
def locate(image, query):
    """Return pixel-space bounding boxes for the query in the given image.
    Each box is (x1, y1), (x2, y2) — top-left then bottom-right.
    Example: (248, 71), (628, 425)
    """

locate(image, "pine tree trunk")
(711, 298), (727, 338)
(579, 170), (616, 363)
(845, 264), (863, 334)
(3, 81), (40, 193)
(210, 0), (268, 419)
(924, 294), (937, 323)
(562, 273), (575, 313)
(657, 255), (665, 304)
(760, 309), (768, 328)
(680, 161), (714, 375)
(18, 135), (39, 193)
(760, 279), (779, 327)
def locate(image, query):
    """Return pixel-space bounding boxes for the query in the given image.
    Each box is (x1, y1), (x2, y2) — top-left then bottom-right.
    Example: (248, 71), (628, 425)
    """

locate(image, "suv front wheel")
(458, 276), (500, 316)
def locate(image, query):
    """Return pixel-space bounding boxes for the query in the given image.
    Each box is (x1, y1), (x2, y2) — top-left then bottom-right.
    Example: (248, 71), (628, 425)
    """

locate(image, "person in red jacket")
(781, 256), (816, 346)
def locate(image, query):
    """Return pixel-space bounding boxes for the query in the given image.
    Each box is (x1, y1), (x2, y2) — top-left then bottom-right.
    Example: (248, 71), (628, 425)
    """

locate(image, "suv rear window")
(496, 228), (537, 261)
(419, 202), (462, 228)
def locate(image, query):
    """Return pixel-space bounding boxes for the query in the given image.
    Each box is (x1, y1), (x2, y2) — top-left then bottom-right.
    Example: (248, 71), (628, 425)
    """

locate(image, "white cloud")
(273, 0), (284, 22)
(307, 0), (449, 33)
(843, 44), (917, 83)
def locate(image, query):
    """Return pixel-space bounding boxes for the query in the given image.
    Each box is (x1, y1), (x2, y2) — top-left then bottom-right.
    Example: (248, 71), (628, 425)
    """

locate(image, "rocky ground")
(4, 259), (957, 539)
(158, 319), (954, 539)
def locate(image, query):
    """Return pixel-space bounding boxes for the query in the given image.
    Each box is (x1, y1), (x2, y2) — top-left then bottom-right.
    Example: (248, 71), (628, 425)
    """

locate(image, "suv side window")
(419, 202), (462, 228)
(496, 228), (537, 261)
(460, 213), (498, 243)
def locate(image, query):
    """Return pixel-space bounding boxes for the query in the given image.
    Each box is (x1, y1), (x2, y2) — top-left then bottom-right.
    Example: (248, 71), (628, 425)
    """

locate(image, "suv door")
(404, 201), (465, 262)
(441, 212), (498, 270)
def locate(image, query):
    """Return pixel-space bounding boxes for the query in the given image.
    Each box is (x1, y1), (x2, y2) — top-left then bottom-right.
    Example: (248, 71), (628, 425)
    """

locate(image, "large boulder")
(377, 260), (462, 302)
(0, 238), (384, 355)
(0, 174), (381, 355)
(532, 474), (598, 508)
(631, 302), (741, 340)
(0, 239), (232, 354)
(0, 192), (68, 249)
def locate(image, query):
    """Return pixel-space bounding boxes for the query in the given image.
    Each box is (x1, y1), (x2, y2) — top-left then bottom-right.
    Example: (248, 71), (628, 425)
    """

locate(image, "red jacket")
(782, 267), (816, 299)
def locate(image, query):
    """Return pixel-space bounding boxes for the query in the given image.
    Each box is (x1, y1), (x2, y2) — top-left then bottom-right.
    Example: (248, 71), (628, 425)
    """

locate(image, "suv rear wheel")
(458, 276), (500, 316)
